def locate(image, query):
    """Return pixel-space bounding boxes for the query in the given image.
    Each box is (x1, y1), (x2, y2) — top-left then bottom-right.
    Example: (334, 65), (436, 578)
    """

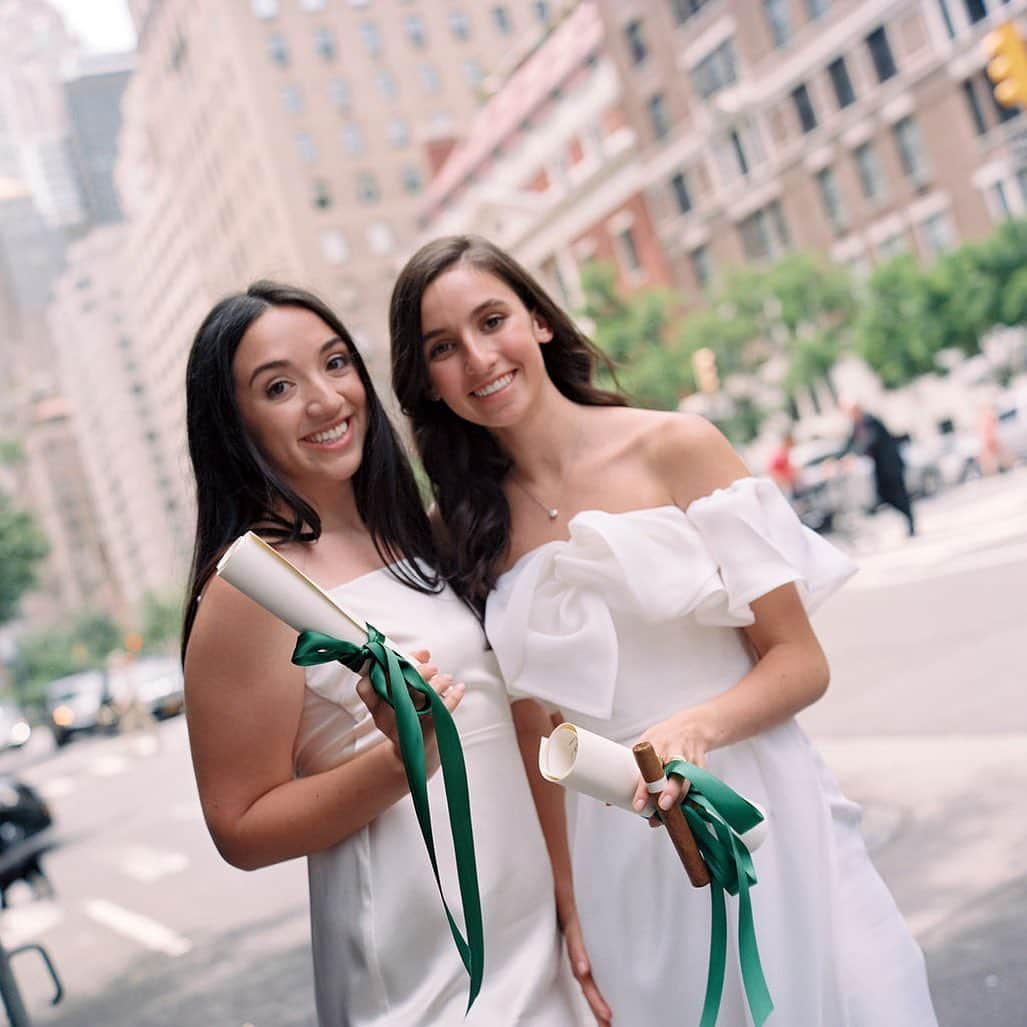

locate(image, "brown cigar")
(633, 741), (711, 888)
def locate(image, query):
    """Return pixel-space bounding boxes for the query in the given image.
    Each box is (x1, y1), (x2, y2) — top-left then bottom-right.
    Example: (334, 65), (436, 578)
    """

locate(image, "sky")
(48, 0), (136, 54)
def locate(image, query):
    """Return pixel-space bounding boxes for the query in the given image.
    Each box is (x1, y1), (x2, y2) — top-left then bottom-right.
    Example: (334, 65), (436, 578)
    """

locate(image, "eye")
(482, 313), (505, 331)
(265, 379), (290, 399)
(326, 351), (352, 373)
(427, 340), (454, 360)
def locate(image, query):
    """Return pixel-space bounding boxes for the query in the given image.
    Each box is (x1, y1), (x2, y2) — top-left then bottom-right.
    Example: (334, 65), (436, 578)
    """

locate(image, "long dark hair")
(182, 280), (440, 658)
(390, 235), (625, 611)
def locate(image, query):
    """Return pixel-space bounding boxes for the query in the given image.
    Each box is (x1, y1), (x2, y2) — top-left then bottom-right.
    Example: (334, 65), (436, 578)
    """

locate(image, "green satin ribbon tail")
(293, 626), (484, 1010)
(663, 757), (774, 1027)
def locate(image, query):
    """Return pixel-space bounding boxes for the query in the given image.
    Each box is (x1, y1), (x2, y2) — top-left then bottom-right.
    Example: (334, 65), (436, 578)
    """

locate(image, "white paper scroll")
(539, 722), (768, 850)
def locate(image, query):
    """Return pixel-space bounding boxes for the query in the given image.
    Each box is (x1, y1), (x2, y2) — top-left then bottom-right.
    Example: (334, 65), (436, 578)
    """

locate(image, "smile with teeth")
(305, 418), (350, 444)
(472, 372), (515, 398)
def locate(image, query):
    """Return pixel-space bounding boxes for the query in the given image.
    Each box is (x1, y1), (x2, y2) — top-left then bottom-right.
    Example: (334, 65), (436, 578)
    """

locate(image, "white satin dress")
(293, 569), (583, 1027)
(486, 478), (938, 1026)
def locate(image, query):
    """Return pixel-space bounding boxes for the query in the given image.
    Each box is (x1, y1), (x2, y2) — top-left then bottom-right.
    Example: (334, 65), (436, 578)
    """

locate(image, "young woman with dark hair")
(390, 237), (938, 1026)
(182, 281), (588, 1027)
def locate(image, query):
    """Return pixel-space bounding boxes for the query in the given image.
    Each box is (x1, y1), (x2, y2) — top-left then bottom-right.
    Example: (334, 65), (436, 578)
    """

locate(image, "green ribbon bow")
(662, 758), (773, 1027)
(292, 626), (484, 1010)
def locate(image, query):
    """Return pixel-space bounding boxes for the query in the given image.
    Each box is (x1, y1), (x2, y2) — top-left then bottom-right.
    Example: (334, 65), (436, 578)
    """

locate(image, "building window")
(360, 22), (383, 57)
(730, 128), (750, 176)
(691, 39), (737, 100)
(252, 0), (278, 18)
(920, 211), (954, 256)
(405, 13), (427, 48)
(815, 166), (847, 232)
(312, 178), (332, 209)
(865, 26), (897, 84)
(854, 141), (887, 202)
(296, 132), (318, 163)
(937, 0), (956, 38)
(1017, 167), (1027, 205)
(366, 220), (395, 255)
(615, 225), (643, 274)
(341, 123), (365, 155)
(763, 0), (792, 48)
(402, 164), (424, 193)
(671, 0), (713, 24)
(892, 116), (929, 188)
(648, 93), (671, 140)
(963, 0), (987, 24)
(962, 79), (988, 135)
(300, 0), (325, 9)
(464, 59), (484, 88)
(877, 231), (909, 258)
(625, 19), (648, 64)
(419, 62), (441, 93)
(376, 70), (398, 100)
(449, 9), (471, 40)
(990, 180), (1010, 219)
(357, 171), (380, 204)
(388, 118), (410, 147)
(492, 5), (512, 35)
(534, 2), (551, 22)
(280, 84), (304, 113)
(827, 56), (855, 109)
(320, 228), (348, 264)
(314, 26), (337, 60)
(690, 244), (713, 288)
(267, 34), (288, 66)
(670, 170), (692, 214)
(738, 200), (790, 261)
(806, 0), (830, 18)
(791, 83), (818, 133)
(328, 77), (350, 113)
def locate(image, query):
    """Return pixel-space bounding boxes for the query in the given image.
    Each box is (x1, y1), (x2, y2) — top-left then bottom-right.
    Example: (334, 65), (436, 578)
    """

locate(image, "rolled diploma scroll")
(539, 723), (768, 851)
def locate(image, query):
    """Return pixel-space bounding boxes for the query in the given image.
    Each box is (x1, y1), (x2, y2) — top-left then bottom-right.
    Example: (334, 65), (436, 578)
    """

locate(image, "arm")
(185, 576), (459, 870)
(511, 700), (611, 1025)
(631, 416), (830, 812)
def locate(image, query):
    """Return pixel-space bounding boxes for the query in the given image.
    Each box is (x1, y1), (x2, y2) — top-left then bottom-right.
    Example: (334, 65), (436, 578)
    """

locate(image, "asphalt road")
(0, 469), (1022, 1026)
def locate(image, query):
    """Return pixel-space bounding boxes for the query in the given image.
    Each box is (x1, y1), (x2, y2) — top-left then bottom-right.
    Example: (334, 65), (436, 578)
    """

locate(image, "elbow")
(808, 647), (831, 704)
(207, 819), (270, 873)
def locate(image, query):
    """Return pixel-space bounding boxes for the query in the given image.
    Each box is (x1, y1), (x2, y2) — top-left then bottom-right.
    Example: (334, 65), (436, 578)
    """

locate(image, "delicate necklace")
(511, 476), (560, 520)
(508, 422), (583, 521)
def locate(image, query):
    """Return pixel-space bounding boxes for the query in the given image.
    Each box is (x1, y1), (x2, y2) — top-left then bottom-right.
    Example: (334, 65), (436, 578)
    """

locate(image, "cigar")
(633, 742), (711, 888)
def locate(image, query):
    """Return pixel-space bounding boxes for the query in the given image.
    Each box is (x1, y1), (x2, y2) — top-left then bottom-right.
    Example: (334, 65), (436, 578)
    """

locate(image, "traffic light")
(985, 22), (1027, 108)
(692, 347), (719, 394)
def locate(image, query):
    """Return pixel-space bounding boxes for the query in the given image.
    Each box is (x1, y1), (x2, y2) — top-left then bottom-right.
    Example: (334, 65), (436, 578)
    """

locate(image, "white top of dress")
(485, 476), (857, 726)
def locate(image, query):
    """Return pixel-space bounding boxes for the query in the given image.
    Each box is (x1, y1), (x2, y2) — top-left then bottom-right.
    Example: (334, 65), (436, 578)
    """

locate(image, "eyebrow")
(248, 336), (345, 386)
(422, 298), (508, 344)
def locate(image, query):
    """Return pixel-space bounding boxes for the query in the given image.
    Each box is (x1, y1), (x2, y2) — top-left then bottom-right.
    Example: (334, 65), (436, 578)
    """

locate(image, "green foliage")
(0, 493), (48, 626)
(139, 591), (184, 652)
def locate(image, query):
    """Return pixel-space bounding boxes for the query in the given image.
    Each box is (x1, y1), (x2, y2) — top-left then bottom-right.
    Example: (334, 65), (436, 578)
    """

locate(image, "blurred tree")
(0, 493), (48, 626)
(579, 261), (688, 409)
(139, 591), (183, 651)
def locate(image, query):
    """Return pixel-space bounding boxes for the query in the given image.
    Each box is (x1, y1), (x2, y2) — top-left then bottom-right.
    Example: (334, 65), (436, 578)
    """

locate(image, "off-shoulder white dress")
(486, 478), (937, 1026)
(293, 569), (583, 1027)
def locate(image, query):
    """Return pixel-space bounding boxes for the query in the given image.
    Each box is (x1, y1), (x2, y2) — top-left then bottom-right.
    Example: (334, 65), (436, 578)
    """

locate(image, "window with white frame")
(388, 118), (410, 147)
(854, 141), (888, 202)
(815, 166), (847, 232)
(865, 26), (897, 84)
(314, 27), (337, 61)
(329, 78), (350, 113)
(449, 9), (470, 40)
(376, 70), (398, 100)
(827, 56), (856, 109)
(366, 220), (395, 255)
(625, 19), (648, 65)
(648, 93), (671, 140)
(492, 5), (512, 35)
(341, 123), (365, 155)
(690, 244), (713, 288)
(691, 39), (737, 100)
(892, 116), (929, 188)
(990, 180), (1011, 219)
(296, 132), (317, 163)
(357, 171), (380, 204)
(320, 228), (348, 264)
(670, 170), (692, 215)
(268, 34), (288, 66)
(419, 62), (441, 93)
(464, 59), (484, 88)
(360, 22), (383, 57)
(763, 0), (792, 47)
(876, 230), (909, 257)
(402, 164), (424, 193)
(252, 0), (278, 19)
(281, 84), (304, 114)
(615, 224), (643, 275)
(737, 200), (790, 261)
(791, 82), (817, 134)
(405, 13), (427, 48)
(920, 210), (954, 256)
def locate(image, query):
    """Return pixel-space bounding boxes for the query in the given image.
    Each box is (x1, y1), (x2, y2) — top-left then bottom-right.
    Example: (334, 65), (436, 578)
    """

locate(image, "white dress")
(486, 477), (938, 1027)
(293, 569), (583, 1027)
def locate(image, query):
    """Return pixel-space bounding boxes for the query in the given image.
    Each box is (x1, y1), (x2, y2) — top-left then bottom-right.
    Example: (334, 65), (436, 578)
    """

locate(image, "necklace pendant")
(547, 508), (559, 520)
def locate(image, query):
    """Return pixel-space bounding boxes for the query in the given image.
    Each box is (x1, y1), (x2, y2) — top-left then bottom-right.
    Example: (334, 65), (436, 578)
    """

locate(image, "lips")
(470, 371), (515, 398)
(303, 417), (350, 444)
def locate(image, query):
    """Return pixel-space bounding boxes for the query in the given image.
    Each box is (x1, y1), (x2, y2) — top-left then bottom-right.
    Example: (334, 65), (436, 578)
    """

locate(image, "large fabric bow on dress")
(293, 625), (484, 1010)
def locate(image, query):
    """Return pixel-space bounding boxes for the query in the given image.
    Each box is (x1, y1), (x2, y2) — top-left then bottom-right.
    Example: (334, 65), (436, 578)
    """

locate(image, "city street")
(0, 470), (1024, 1027)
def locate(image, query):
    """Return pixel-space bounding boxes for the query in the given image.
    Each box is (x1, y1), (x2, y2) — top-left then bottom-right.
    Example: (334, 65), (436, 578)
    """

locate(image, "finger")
(631, 778), (650, 814)
(658, 776), (685, 812)
(411, 649), (430, 663)
(580, 975), (613, 1024)
(441, 682), (465, 711)
(415, 662), (439, 682)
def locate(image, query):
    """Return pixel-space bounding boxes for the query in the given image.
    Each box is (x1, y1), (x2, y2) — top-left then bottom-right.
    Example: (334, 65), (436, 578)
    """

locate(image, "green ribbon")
(662, 758), (773, 1027)
(292, 626), (484, 1010)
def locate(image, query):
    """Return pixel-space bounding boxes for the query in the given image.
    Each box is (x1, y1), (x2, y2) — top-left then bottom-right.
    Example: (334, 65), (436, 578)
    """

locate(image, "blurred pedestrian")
(767, 430), (798, 497)
(841, 400), (916, 536)
(181, 282), (591, 1027)
(978, 402), (1013, 475)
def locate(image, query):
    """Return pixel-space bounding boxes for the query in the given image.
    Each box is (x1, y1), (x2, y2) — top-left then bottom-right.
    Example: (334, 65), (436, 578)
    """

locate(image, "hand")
(558, 897), (612, 1025)
(356, 649), (466, 778)
(631, 710), (715, 823)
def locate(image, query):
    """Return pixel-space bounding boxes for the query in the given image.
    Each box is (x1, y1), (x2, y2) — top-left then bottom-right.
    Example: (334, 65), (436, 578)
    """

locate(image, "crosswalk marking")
(114, 845), (189, 883)
(83, 898), (191, 956)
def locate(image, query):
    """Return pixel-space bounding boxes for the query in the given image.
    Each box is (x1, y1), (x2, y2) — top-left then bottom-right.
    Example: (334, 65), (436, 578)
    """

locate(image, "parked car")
(0, 774), (55, 907)
(108, 656), (184, 721)
(45, 670), (118, 747)
(0, 702), (32, 752)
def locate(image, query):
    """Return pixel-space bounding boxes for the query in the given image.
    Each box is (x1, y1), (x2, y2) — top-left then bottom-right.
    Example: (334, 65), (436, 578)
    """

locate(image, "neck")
(493, 388), (589, 484)
(284, 477), (367, 536)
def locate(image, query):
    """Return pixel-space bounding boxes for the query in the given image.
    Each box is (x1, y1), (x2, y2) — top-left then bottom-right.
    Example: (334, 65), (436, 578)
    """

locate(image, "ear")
(532, 312), (554, 344)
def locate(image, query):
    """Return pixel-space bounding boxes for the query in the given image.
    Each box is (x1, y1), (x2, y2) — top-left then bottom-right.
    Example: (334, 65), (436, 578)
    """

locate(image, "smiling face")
(232, 304), (367, 500)
(419, 264), (554, 429)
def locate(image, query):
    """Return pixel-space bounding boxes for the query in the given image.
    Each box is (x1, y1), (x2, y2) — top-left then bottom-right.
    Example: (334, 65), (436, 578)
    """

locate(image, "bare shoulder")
(640, 412), (750, 508)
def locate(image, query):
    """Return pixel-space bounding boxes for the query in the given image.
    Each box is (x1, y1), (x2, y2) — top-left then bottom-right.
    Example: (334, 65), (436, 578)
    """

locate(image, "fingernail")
(632, 798), (644, 811)
(659, 793), (674, 811)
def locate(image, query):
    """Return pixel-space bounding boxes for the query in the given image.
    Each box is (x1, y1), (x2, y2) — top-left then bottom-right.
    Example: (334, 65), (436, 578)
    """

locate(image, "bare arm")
(511, 700), (611, 1025)
(185, 576), (458, 870)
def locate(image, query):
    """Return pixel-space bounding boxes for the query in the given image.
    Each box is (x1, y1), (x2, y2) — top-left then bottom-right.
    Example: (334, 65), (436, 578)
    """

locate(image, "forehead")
(420, 265), (519, 324)
(234, 305), (339, 370)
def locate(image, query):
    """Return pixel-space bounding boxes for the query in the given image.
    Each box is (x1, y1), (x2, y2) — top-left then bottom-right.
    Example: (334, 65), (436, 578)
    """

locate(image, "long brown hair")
(183, 280), (440, 658)
(390, 236), (625, 611)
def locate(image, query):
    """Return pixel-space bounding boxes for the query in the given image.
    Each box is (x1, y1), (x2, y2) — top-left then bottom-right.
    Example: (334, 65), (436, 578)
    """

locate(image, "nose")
(305, 375), (342, 417)
(462, 334), (496, 374)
